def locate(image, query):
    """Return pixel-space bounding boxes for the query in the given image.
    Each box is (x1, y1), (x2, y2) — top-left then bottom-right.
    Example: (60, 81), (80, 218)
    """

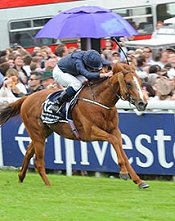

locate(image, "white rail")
(116, 100), (175, 111)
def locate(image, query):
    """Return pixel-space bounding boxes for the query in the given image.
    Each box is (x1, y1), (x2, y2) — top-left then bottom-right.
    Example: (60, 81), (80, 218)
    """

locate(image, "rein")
(77, 70), (135, 110)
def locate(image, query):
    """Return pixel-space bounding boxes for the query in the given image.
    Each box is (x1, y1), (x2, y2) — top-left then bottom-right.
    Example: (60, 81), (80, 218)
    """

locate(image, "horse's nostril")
(138, 101), (147, 109)
(138, 101), (144, 106)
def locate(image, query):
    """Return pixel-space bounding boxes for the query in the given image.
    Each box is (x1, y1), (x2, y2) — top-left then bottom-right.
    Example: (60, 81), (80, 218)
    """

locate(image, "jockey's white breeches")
(53, 65), (86, 91)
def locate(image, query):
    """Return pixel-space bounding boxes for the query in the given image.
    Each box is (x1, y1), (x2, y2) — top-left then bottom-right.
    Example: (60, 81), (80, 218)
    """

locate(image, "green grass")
(0, 170), (174, 221)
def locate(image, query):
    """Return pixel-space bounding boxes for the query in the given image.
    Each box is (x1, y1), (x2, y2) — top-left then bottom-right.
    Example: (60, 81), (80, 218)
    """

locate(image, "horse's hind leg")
(18, 142), (34, 183)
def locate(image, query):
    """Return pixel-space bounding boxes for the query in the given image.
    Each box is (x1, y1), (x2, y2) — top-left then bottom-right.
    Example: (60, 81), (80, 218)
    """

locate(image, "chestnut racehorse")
(0, 62), (149, 188)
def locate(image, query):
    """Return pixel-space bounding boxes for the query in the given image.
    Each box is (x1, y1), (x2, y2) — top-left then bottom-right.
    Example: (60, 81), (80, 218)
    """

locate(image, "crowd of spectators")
(1, 39), (175, 110)
(0, 44), (70, 108)
(101, 38), (175, 101)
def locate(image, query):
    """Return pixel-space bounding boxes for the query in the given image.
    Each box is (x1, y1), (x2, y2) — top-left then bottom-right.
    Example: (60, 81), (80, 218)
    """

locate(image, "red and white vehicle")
(0, 0), (175, 50)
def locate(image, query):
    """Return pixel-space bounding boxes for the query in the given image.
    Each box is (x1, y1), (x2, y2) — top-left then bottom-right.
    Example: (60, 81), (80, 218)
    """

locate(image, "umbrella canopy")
(35, 6), (137, 39)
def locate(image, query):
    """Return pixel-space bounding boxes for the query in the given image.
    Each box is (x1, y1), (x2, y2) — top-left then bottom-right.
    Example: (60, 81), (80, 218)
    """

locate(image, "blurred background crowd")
(1, 38), (175, 110)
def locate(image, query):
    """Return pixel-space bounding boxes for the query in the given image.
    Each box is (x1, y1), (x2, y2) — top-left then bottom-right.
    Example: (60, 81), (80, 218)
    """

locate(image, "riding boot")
(51, 87), (76, 112)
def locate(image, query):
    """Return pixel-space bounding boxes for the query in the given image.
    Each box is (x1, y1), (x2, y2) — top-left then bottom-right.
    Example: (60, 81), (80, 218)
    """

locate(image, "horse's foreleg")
(121, 150), (149, 188)
(114, 128), (149, 188)
(33, 140), (50, 186)
(107, 134), (129, 179)
(90, 126), (128, 176)
(18, 142), (34, 183)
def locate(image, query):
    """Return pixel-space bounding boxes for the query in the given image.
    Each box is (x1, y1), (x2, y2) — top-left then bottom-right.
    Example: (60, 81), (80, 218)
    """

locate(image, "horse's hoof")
(18, 174), (24, 183)
(119, 173), (130, 180)
(18, 177), (23, 183)
(138, 182), (150, 189)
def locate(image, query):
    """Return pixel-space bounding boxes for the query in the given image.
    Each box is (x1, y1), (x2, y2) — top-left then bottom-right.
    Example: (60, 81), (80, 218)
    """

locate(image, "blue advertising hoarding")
(0, 112), (175, 175)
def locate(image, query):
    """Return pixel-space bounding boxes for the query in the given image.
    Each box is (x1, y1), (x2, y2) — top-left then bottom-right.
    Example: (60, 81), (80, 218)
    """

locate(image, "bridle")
(107, 71), (136, 105)
(77, 73), (137, 110)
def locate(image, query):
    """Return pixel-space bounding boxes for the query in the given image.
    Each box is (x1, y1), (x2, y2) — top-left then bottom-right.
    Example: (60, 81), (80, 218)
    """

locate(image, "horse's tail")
(0, 96), (27, 125)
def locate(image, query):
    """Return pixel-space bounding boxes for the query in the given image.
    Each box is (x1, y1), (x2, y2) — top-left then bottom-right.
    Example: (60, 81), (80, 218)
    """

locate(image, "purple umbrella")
(35, 6), (137, 39)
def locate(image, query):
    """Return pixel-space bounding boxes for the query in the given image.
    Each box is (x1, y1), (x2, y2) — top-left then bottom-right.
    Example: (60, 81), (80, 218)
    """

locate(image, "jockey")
(52, 49), (113, 111)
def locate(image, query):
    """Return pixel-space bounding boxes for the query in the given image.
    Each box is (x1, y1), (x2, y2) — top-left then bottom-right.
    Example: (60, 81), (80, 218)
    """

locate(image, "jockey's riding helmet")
(83, 50), (103, 72)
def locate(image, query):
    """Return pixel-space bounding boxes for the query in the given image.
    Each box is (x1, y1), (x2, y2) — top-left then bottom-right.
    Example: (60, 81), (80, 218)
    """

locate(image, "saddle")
(41, 90), (78, 124)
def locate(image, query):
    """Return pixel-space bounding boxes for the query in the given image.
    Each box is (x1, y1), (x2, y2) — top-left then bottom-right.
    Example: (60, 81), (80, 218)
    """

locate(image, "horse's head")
(112, 63), (147, 111)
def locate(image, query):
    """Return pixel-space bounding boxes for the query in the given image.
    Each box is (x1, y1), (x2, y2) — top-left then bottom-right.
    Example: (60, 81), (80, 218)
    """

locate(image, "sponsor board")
(0, 113), (175, 175)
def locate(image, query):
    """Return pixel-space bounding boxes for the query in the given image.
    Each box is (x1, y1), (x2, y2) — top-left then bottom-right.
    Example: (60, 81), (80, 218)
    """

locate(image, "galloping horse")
(0, 62), (149, 188)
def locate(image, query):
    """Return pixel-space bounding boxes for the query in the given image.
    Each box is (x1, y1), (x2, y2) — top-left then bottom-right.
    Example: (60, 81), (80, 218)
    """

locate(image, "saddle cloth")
(41, 90), (76, 124)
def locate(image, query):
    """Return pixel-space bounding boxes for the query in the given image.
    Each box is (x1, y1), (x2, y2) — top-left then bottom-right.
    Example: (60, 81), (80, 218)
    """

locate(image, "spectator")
(167, 53), (175, 68)
(101, 39), (114, 62)
(142, 82), (156, 98)
(146, 64), (161, 86)
(0, 68), (27, 98)
(13, 54), (28, 85)
(0, 62), (10, 77)
(151, 21), (163, 38)
(135, 55), (149, 82)
(0, 56), (7, 64)
(30, 56), (43, 72)
(32, 46), (41, 54)
(44, 55), (58, 70)
(41, 70), (56, 89)
(7, 58), (15, 68)
(151, 77), (174, 100)
(54, 44), (69, 59)
(0, 50), (7, 58)
(27, 71), (44, 94)
(23, 54), (32, 77)
(164, 63), (175, 79)
(153, 50), (169, 68)
(111, 51), (120, 64)
(142, 47), (154, 65)
(118, 37), (128, 61)
(0, 70), (5, 87)
(41, 46), (53, 57)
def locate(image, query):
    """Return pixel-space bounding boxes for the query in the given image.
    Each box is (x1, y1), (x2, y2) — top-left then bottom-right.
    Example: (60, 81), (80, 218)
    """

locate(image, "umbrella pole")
(80, 38), (91, 51)
(80, 38), (101, 53)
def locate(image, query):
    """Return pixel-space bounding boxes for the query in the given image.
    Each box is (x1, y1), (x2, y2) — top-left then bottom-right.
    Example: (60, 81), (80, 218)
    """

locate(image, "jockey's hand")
(83, 80), (89, 86)
(100, 71), (113, 78)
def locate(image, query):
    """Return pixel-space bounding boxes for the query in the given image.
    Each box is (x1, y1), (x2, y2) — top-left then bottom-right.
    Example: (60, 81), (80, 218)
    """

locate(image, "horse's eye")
(126, 82), (132, 89)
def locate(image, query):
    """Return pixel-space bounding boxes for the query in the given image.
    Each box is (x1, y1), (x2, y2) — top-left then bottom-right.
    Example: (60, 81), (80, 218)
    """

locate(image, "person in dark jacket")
(27, 71), (44, 94)
(52, 49), (112, 111)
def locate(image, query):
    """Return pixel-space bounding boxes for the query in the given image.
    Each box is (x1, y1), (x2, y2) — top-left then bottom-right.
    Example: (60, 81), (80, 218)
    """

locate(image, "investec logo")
(14, 123), (175, 169)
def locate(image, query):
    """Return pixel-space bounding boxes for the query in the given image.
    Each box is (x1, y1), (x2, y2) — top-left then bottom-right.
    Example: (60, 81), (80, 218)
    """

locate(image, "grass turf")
(0, 170), (174, 221)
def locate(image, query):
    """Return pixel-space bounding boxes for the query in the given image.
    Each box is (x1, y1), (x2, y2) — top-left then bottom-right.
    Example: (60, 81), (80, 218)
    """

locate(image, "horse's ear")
(112, 63), (122, 73)
(118, 72), (128, 98)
